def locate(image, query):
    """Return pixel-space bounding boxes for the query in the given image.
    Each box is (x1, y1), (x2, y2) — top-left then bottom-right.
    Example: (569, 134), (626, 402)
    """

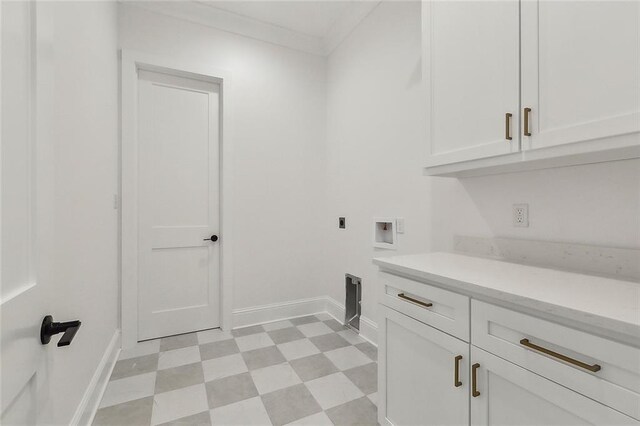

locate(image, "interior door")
(470, 347), (638, 426)
(1, 2), (52, 424)
(137, 70), (220, 341)
(424, 0), (520, 167)
(521, 0), (640, 150)
(378, 305), (469, 426)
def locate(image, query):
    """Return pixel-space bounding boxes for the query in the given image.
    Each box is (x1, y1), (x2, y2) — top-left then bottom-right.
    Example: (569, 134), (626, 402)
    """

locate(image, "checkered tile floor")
(93, 314), (378, 426)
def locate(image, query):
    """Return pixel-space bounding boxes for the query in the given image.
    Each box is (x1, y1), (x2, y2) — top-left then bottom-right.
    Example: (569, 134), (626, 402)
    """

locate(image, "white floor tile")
(210, 396), (271, 425)
(337, 329), (366, 345)
(119, 340), (160, 360)
(262, 320), (294, 331)
(297, 322), (333, 338)
(151, 383), (209, 425)
(250, 363), (302, 394)
(277, 338), (320, 361)
(367, 392), (377, 405)
(285, 411), (333, 425)
(304, 372), (364, 410)
(324, 346), (372, 370)
(314, 313), (332, 321)
(158, 345), (201, 370)
(198, 328), (233, 345)
(235, 332), (274, 352)
(99, 372), (156, 408)
(202, 353), (248, 382)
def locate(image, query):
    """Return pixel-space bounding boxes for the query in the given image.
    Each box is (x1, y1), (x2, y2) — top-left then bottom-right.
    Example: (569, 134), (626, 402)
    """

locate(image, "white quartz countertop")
(373, 252), (640, 344)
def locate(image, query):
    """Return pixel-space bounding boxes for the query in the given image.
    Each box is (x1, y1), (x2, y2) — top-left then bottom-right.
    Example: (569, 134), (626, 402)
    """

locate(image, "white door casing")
(1, 2), (54, 423)
(137, 70), (220, 340)
(121, 51), (233, 349)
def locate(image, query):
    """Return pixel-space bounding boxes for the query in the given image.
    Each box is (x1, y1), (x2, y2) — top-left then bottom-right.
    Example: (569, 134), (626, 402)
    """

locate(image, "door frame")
(120, 50), (234, 349)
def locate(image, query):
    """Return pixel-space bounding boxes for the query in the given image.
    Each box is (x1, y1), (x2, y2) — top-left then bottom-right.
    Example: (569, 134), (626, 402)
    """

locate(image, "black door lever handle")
(41, 315), (81, 347)
(203, 235), (219, 242)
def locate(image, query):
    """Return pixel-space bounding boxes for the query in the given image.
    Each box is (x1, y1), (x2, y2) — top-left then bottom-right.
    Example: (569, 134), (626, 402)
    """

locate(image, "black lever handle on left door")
(41, 315), (81, 347)
(203, 235), (219, 242)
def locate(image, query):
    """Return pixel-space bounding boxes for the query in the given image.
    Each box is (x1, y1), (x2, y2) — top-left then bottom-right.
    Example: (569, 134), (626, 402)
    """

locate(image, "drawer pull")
(519, 339), (601, 373)
(505, 112), (513, 140)
(471, 363), (480, 397)
(454, 355), (463, 387)
(397, 293), (432, 308)
(523, 107), (532, 136)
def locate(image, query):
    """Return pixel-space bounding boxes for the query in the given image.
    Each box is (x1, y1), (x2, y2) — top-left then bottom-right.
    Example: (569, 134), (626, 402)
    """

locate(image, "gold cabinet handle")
(454, 355), (463, 387)
(471, 363), (480, 397)
(505, 113), (513, 141)
(519, 339), (601, 372)
(523, 107), (532, 136)
(397, 293), (433, 308)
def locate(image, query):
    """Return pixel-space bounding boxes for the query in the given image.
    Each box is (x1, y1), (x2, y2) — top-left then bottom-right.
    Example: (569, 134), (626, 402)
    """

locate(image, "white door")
(424, 0), (520, 167)
(521, 0), (640, 150)
(470, 347), (639, 426)
(137, 70), (220, 341)
(378, 305), (469, 426)
(1, 2), (53, 424)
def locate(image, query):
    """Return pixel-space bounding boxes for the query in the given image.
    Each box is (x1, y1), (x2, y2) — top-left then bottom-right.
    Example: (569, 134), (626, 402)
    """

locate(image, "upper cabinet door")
(521, 1), (640, 151)
(424, 0), (520, 167)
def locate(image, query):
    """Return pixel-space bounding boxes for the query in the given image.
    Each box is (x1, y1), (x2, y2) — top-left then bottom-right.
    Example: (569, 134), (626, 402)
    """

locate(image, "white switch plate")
(396, 218), (405, 233)
(513, 204), (529, 227)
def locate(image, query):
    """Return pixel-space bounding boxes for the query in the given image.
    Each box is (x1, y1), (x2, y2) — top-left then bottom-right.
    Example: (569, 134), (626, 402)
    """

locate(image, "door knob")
(203, 235), (219, 242)
(40, 315), (81, 347)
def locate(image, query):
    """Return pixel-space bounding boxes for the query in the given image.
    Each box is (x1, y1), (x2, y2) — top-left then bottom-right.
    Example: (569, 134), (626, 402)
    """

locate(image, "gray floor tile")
(261, 384), (322, 426)
(355, 342), (377, 361)
(343, 363), (377, 395)
(289, 354), (338, 382)
(92, 396), (153, 426)
(309, 333), (350, 352)
(323, 319), (348, 332)
(200, 339), (240, 361)
(155, 362), (205, 394)
(267, 327), (305, 345)
(110, 353), (159, 381)
(160, 333), (199, 352)
(205, 372), (259, 409)
(158, 410), (211, 426)
(242, 346), (286, 370)
(231, 325), (265, 337)
(289, 316), (319, 326)
(325, 396), (378, 426)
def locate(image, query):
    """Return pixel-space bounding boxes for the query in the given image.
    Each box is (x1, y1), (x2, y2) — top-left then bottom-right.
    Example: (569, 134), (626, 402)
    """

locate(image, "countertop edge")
(373, 258), (640, 348)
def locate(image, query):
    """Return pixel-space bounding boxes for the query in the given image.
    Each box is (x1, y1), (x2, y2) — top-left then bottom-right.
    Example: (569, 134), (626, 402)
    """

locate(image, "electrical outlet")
(513, 204), (529, 227)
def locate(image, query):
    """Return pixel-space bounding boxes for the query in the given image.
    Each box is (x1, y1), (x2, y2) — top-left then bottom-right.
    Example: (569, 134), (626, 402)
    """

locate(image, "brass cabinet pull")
(505, 113), (513, 141)
(520, 339), (601, 372)
(471, 363), (480, 397)
(523, 107), (532, 136)
(397, 293), (433, 308)
(454, 355), (463, 387)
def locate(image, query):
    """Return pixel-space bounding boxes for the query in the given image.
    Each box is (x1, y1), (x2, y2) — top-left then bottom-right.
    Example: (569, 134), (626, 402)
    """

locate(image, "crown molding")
(121, 0), (381, 57)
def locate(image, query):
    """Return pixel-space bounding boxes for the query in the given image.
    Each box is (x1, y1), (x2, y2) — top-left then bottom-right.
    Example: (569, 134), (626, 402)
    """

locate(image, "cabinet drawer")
(472, 300), (640, 420)
(379, 272), (469, 341)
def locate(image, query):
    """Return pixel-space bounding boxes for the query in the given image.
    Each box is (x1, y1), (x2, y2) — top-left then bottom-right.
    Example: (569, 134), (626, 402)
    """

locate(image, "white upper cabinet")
(521, 0), (640, 151)
(424, 0), (520, 167)
(424, 0), (640, 177)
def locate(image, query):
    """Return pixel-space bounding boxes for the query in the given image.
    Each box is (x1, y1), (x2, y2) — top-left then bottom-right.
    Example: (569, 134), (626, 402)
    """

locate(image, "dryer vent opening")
(344, 274), (362, 332)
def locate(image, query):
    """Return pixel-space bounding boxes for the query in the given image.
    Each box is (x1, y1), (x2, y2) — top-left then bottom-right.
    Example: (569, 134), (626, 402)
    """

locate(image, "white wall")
(118, 5), (328, 310)
(325, 0), (640, 327)
(42, 2), (120, 424)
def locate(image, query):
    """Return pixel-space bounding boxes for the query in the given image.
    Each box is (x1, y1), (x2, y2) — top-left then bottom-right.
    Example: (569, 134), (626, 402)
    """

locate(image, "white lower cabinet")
(379, 305), (469, 426)
(470, 346), (638, 426)
(377, 274), (640, 426)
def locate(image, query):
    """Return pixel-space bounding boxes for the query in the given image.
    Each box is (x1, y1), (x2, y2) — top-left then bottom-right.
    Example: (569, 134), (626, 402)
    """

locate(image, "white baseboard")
(71, 329), (121, 426)
(233, 296), (378, 346)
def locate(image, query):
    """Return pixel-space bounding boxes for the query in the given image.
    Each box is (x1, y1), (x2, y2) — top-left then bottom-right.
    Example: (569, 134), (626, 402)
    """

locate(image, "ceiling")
(124, 0), (381, 55)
